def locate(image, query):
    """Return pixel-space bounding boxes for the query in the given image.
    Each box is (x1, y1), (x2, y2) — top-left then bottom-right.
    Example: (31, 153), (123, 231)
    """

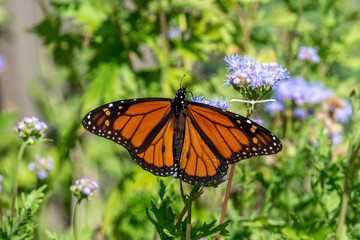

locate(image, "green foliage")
(0, 186), (46, 240)
(147, 180), (229, 239)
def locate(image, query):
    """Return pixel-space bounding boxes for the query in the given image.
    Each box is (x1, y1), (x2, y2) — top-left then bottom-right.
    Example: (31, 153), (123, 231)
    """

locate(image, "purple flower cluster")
(0, 174), (3, 193)
(265, 77), (331, 115)
(70, 178), (99, 200)
(28, 154), (54, 180)
(297, 46), (320, 63)
(224, 54), (290, 89)
(14, 116), (48, 144)
(190, 94), (231, 110)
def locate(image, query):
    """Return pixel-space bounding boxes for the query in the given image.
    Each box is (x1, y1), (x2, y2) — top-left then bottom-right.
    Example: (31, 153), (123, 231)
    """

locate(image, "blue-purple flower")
(297, 46), (320, 63)
(264, 101), (285, 115)
(168, 27), (182, 40)
(293, 108), (306, 119)
(334, 101), (352, 123)
(28, 154), (54, 180)
(251, 118), (264, 126)
(70, 178), (99, 200)
(224, 54), (290, 89)
(220, 175), (228, 182)
(14, 116), (48, 144)
(330, 134), (343, 147)
(168, 27), (191, 41)
(191, 94), (231, 110)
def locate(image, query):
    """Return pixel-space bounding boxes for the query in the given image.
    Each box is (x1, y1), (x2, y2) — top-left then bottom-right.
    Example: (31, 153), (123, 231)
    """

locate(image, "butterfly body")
(83, 87), (282, 186)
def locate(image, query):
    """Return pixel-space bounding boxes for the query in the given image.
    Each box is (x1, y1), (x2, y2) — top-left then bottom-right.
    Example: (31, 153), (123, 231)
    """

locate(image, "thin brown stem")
(216, 164), (236, 240)
(285, 0), (305, 68)
(176, 205), (188, 229)
(186, 198), (192, 240)
(336, 142), (360, 238)
(158, 0), (170, 56)
(232, 1), (259, 52)
(11, 142), (27, 218)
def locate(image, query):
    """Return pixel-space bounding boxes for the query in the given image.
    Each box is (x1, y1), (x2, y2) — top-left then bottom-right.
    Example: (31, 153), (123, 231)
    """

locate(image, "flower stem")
(186, 197), (192, 240)
(11, 142), (27, 218)
(216, 164), (235, 240)
(336, 142), (360, 238)
(73, 199), (83, 240)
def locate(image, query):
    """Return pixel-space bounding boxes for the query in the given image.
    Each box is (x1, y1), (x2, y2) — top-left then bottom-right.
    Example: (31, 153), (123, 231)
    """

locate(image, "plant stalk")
(216, 164), (236, 240)
(11, 142), (27, 218)
(186, 196), (192, 240)
(336, 142), (360, 238)
(73, 199), (83, 240)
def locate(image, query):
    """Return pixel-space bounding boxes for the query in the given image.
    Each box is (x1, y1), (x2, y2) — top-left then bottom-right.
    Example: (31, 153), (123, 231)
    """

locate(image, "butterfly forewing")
(82, 98), (178, 176)
(187, 102), (283, 164)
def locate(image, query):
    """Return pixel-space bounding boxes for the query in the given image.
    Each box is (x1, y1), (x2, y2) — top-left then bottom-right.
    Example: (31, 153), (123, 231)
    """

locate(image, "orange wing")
(177, 117), (228, 186)
(187, 102), (282, 164)
(82, 98), (178, 176)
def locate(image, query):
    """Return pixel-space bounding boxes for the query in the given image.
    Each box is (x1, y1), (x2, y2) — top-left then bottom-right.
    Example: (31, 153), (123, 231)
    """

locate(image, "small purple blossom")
(191, 94), (231, 110)
(293, 108), (306, 119)
(264, 101), (285, 115)
(297, 46), (320, 63)
(89, 180), (99, 189)
(168, 27), (182, 40)
(251, 118), (264, 126)
(0, 54), (7, 73)
(330, 134), (343, 147)
(334, 101), (352, 123)
(28, 162), (36, 171)
(70, 177), (99, 200)
(224, 54), (289, 89)
(83, 187), (92, 195)
(28, 154), (54, 179)
(220, 175), (229, 182)
(38, 170), (48, 180)
(14, 116), (48, 144)
(17, 123), (26, 130)
(34, 123), (42, 131)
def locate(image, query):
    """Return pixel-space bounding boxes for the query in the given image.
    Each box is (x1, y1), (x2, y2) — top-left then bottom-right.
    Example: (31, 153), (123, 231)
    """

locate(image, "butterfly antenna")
(180, 74), (186, 88)
(185, 73), (217, 88)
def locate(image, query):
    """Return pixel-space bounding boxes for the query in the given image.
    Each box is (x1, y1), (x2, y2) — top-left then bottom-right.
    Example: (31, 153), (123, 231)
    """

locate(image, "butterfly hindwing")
(82, 98), (178, 176)
(177, 117), (228, 186)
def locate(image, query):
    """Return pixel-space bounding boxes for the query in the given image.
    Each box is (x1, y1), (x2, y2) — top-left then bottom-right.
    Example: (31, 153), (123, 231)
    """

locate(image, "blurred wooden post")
(0, 0), (40, 117)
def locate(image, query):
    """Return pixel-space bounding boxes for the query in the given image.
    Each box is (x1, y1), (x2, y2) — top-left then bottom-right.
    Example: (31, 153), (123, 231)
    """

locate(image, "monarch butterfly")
(82, 87), (282, 186)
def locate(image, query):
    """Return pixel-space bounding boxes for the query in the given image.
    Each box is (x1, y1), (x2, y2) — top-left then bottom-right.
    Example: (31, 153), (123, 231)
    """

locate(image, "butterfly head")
(172, 87), (188, 115)
(175, 87), (187, 102)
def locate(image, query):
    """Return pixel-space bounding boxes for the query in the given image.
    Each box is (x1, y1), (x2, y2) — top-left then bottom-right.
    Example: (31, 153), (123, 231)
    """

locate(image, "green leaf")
(0, 185), (46, 240)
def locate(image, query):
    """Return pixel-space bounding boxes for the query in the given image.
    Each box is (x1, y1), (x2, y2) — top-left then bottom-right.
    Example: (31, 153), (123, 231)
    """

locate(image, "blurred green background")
(0, 0), (360, 239)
